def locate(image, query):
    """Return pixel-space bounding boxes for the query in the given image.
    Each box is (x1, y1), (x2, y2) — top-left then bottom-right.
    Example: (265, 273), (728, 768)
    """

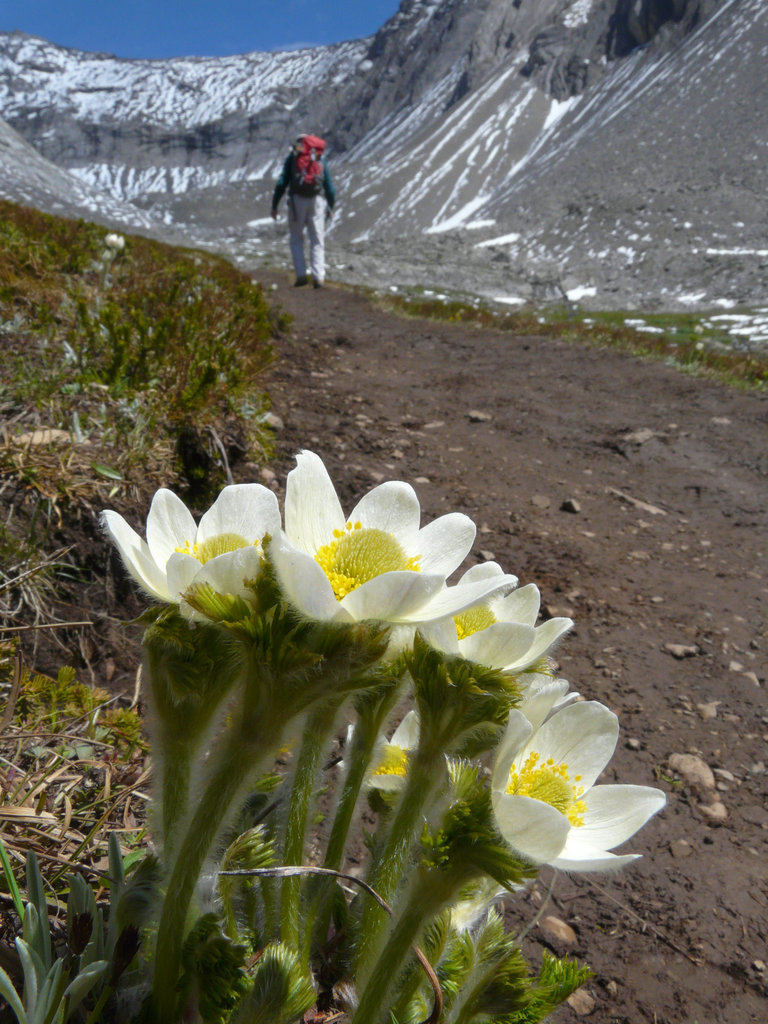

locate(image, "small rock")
(566, 989), (596, 1016)
(262, 411), (284, 431)
(749, 761), (766, 775)
(752, 960), (766, 972)
(728, 660), (744, 672)
(696, 701), (720, 720)
(540, 915), (577, 945)
(668, 753), (716, 793)
(531, 494), (551, 509)
(424, 421), (445, 429)
(605, 980), (619, 997)
(664, 643), (698, 659)
(670, 839), (693, 858)
(626, 738), (641, 751)
(621, 427), (656, 444)
(260, 467), (276, 484)
(698, 801), (728, 825)
(560, 497), (581, 513)
(742, 671), (761, 687)
(414, 476), (430, 484)
(713, 768), (736, 783)
(478, 550), (496, 562)
(467, 409), (492, 422)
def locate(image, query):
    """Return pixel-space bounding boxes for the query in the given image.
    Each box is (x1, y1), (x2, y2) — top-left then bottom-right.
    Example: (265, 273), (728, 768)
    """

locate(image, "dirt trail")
(255, 269), (768, 1024)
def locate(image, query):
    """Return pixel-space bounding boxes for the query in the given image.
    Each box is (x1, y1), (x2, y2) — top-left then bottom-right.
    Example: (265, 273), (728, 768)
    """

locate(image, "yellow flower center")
(507, 751), (586, 827)
(315, 521), (421, 600)
(371, 745), (409, 779)
(454, 605), (497, 640)
(175, 532), (253, 564)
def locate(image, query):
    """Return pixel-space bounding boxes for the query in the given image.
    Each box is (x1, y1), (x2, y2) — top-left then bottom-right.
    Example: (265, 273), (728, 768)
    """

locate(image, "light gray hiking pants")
(288, 193), (326, 283)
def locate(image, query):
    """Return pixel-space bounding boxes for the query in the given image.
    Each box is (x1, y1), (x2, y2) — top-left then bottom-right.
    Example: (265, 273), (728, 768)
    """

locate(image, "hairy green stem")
(280, 701), (340, 949)
(350, 874), (448, 1024)
(354, 753), (440, 978)
(150, 695), (281, 1023)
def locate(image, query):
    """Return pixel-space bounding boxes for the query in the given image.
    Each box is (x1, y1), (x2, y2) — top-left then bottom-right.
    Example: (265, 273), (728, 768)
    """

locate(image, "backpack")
(290, 135), (326, 197)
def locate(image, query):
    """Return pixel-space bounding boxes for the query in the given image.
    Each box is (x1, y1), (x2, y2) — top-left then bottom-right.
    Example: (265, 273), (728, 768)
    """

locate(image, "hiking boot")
(294, 276), (309, 287)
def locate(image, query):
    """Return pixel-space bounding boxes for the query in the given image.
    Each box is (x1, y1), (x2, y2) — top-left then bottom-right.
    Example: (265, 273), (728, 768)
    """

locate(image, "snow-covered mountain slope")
(0, 0), (765, 310)
(0, 116), (160, 229)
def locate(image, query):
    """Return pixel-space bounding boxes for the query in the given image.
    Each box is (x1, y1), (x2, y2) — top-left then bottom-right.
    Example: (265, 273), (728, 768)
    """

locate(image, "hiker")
(271, 133), (335, 288)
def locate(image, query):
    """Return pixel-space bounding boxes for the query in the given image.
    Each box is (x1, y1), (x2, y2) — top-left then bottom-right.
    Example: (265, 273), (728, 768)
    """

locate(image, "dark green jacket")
(271, 153), (335, 211)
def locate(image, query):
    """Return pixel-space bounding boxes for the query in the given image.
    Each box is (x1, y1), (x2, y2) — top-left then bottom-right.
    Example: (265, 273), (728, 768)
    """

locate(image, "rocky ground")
(250, 268), (768, 1024)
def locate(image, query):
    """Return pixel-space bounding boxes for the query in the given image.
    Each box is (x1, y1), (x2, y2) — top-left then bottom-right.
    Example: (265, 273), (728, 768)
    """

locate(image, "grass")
(376, 289), (768, 391)
(0, 198), (289, 651)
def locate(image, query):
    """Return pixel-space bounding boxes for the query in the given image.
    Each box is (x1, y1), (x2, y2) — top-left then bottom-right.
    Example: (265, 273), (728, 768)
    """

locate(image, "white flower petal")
(166, 552), (202, 600)
(197, 484), (280, 543)
(418, 617), (461, 655)
(406, 572), (517, 623)
(349, 481), (421, 544)
(340, 571), (444, 622)
(517, 677), (572, 733)
(552, 850), (641, 873)
(577, 785), (666, 849)
(101, 511), (171, 600)
(193, 546), (265, 598)
(390, 710), (419, 749)
(416, 513), (476, 575)
(284, 451), (345, 554)
(491, 710), (533, 792)
(146, 489), (196, 567)
(369, 772), (407, 792)
(524, 701), (618, 791)
(271, 537), (350, 621)
(492, 792), (570, 864)
(496, 583), (541, 626)
(459, 622), (536, 668)
(505, 618), (573, 670)
(456, 562), (506, 585)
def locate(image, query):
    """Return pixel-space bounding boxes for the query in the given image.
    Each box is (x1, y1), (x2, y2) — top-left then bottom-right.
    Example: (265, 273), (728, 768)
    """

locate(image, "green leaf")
(0, 964), (28, 1024)
(62, 960), (109, 1011)
(15, 939), (42, 1015)
(90, 462), (122, 481)
(0, 836), (25, 919)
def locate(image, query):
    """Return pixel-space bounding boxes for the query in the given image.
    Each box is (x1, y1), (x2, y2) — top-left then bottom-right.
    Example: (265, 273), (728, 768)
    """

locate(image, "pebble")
(467, 409), (492, 422)
(540, 915), (577, 945)
(531, 494), (551, 509)
(713, 768), (736, 782)
(424, 421), (445, 429)
(478, 550), (496, 562)
(605, 980), (619, 997)
(698, 801), (728, 825)
(560, 497), (581, 513)
(566, 989), (596, 1016)
(262, 411), (284, 431)
(664, 643), (699, 659)
(729, 660), (744, 672)
(742, 671), (761, 687)
(626, 737), (641, 751)
(259, 467), (276, 484)
(696, 701), (720, 720)
(670, 839), (693, 858)
(668, 753), (715, 793)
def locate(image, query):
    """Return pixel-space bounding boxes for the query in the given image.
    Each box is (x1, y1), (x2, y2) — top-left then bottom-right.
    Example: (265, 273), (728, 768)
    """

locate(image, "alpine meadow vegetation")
(0, 199), (666, 1023)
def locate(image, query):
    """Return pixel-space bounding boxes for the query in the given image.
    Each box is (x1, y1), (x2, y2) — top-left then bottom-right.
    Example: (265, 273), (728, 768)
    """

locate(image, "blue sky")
(1, 1), (402, 58)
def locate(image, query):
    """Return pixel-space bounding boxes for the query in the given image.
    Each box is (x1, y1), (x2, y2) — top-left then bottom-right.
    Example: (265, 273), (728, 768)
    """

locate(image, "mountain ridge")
(1, 0), (766, 311)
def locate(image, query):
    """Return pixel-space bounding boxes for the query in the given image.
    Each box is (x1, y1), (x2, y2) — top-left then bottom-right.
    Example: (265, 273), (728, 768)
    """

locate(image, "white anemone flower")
(104, 232), (125, 251)
(272, 451), (516, 624)
(420, 563), (572, 672)
(364, 710), (420, 792)
(492, 700), (665, 871)
(101, 484), (281, 611)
